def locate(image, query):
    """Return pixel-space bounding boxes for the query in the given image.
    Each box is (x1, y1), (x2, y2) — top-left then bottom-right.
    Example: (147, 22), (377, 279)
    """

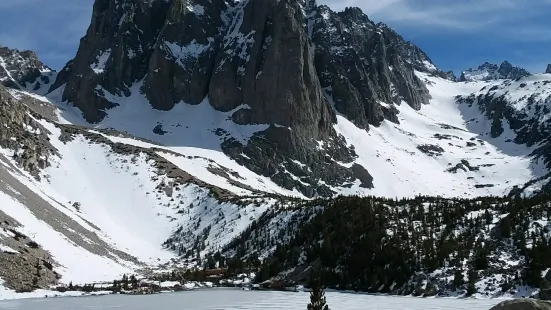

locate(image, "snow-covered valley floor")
(0, 289), (504, 309)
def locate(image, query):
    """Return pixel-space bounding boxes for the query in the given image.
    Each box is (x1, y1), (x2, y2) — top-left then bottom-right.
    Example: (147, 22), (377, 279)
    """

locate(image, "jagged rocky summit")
(459, 61), (530, 82)
(546, 64), (551, 74)
(0, 46), (56, 94)
(50, 0), (440, 198)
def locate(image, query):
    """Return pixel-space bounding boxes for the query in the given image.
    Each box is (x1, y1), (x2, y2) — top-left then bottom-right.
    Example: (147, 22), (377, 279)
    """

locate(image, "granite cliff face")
(309, 6), (432, 128)
(50, 0), (439, 197)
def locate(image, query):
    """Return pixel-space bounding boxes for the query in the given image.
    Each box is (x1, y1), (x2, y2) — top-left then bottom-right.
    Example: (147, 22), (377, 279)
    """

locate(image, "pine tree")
(130, 275), (138, 288)
(453, 268), (464, 290)
(122, 274), (129, 290)
(466, 269), (477, 296)
(307, 273), (330, 310)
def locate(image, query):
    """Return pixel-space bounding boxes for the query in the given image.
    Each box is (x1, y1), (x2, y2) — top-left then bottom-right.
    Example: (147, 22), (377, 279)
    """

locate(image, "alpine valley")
(0, 0), (550, 300)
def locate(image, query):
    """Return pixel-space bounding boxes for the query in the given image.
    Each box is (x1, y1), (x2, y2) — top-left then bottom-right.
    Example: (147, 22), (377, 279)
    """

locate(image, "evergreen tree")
(130, 275), (138, 288)
(453, 268), (464, 290)
(466, 269), (477, 296)
(307, 272), (330, 310)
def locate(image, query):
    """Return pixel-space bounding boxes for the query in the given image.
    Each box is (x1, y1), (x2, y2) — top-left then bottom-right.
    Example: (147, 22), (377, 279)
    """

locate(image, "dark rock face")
(545, 64), (551, 74)
(51, 0), (438, 197)
(489, 299), (551, 310)
(310, 6), (431, 128)
(459, 61), (531, 82)
(0, 46), (55, 93)
(144, 0), (227, 111)
(211, 0), (334, 136)
(445, 71), (457, 81)
(51, 0), (174, 121)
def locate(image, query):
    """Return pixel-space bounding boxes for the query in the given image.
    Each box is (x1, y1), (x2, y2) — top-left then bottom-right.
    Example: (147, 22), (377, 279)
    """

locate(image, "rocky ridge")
(0, 85), (56, 178)
(459, 61), (531, 82)
(0, 46), (56, 94)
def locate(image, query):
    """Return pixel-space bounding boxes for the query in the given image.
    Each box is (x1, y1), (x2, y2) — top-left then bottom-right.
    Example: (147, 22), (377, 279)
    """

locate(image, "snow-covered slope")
(46, 72), (546, 199)
(330, 72), (543, 197)
(456, 73), (551, 194)
(0, 86), (284, 293)
(1, 61), (548, 294)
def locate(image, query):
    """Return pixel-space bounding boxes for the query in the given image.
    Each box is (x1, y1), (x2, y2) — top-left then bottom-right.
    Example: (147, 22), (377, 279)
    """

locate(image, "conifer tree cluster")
(227, 194), (551, 296)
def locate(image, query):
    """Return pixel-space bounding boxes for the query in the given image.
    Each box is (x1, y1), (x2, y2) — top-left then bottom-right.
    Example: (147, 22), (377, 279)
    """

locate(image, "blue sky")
(0, 0), (549, 75)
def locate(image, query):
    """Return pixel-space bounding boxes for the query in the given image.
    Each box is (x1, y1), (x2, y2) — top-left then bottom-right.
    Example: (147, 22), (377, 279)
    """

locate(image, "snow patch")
(90, 49), (111, 74)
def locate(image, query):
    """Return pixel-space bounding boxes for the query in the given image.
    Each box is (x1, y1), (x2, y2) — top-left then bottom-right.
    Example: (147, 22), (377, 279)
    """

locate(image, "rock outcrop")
(489, 299), (551, 310)
(545, 64), (551, 74)
(0, 46), (56, 93)
(50, 0), (440, 197)
(445, 70), (457, 81)
(0, 84), (57, 179)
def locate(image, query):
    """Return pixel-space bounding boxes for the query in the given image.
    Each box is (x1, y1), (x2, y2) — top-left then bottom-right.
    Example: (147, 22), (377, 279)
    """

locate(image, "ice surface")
(0, 289), (505, 308)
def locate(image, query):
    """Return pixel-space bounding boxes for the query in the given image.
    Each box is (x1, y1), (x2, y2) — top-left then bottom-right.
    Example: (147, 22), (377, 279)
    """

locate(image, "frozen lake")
(0, 289), (503, 310)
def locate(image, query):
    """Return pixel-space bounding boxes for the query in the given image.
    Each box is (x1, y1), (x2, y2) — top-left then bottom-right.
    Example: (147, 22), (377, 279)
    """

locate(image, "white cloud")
(319, 0), (551, 39)
(0, 0), (548, 71)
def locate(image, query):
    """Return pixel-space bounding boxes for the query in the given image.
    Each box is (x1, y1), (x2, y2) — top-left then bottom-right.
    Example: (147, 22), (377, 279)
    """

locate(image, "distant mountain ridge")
(459, 61), (531, 82)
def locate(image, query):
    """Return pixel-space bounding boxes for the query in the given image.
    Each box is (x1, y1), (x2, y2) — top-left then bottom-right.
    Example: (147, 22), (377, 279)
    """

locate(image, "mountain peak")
(0, 45), (56, 94)
(546, 64), (551, 74)
(47, 0), (440, 197)
(459, 60), (530, 82)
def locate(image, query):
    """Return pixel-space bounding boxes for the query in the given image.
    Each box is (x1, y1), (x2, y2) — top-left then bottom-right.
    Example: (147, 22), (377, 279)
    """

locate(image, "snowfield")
(48, 73), (547, 199)
(333, 73), (542, 197)
(0, 289), (505, 309)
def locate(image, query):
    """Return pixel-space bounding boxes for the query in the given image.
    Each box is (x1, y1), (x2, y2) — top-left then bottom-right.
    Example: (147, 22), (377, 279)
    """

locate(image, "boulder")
(489, 299), (551, 310)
